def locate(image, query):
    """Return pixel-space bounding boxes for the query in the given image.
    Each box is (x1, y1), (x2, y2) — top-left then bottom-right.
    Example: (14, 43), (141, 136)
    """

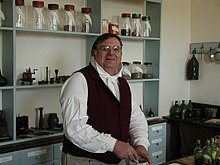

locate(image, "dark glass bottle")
(203, 140), (212, 165)
(187, 54), (199, 80)
(185, 100), (193, 119)
(180, 100), (187, 119)
(147, 108), (155, 117)
(170, 101), (181, 118)
(194, 140), (203, 165)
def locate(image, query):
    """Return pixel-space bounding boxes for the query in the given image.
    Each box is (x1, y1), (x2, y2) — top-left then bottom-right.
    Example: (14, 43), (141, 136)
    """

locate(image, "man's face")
(94, 37), (122, 76)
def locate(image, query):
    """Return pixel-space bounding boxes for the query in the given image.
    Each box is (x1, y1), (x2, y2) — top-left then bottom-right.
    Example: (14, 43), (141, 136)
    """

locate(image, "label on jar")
(109, 23), (119, 35)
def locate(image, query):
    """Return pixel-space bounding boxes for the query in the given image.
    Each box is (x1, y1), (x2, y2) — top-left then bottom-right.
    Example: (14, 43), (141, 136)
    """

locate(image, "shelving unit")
(0, 1), (163, 163)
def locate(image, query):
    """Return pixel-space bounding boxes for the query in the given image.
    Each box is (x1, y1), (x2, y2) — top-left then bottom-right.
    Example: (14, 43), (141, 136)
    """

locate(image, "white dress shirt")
(60, 57), (150, 154)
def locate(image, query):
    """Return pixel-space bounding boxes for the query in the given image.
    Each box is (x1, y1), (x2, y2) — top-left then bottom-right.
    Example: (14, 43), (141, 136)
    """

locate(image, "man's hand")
(113, 140), (139, 161)
(135, 145), (152, 165)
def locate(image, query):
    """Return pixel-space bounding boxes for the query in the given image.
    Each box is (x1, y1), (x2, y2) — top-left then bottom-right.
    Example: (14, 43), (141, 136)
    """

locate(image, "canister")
(32, 1), (45, 29)
(81, 7), (92, 33)
(16, 0), (26, 28)
(63, 4), (76, 32)
(48, 4), (60, 30)
(142, 62), (153, 78)
(131, 61), (143, 79)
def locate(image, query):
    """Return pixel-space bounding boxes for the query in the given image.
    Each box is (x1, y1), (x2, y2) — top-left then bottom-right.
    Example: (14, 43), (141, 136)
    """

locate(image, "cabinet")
(148, 122), (166, 164)
(0, 0), (161, 149)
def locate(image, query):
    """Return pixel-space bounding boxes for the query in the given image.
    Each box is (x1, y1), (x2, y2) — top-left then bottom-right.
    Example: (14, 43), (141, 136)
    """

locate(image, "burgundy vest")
(63, 63), (132, 164)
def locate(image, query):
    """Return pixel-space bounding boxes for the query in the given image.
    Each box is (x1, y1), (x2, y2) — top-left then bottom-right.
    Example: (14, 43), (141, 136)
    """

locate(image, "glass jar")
(102, 19), (108, 34)
(48, 4), (60, 30)
(63, 4), (76, 32)
(16, 0), (25, 28)
(142, 16), (151, 37)
(131, 61), (143, 79)
(0, 0), (5, 27)
(120, 13), (131, 36)
(109, 22), (119, 35)
(32, 1), (45, 29)
(81, 7), (92, 33)
(142, 62), (153, 79)
(122, 62), (131, 80)
(131, 13), (141, 37)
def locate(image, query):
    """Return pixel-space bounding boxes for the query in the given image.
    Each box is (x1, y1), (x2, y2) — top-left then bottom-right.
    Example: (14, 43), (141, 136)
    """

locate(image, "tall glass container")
(16, 0), (25, 28)
(81, 7), (92, 33)
(63, 4), (75, 32)
(120, 13), (131, 36)
(0, 0), (5, 27)
(131, 13), (141, 37)
(32, 1), (45, 29)
(142, 16), (151, 37)
(48, 4), (60, 30)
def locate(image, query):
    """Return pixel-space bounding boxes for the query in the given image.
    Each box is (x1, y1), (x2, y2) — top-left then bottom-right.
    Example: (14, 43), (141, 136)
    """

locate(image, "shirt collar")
(91, 57), (122, 80)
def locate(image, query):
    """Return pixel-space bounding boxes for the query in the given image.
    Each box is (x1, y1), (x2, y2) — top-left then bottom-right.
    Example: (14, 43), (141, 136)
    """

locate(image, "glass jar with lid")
(32, 1), (45, 29)
(131, 61), (143, 79)
(122, 62), (131, 80)
(48, 4), (60, 30)
(81, 7), (92, 33)
(143, 62), (153, 79)
(16, 0), (25, 28)
(142, 16), (151, 37)
(131, 13), (141, 37)
(120, 13), (131, 36)
(63, 4), (76, 32)
(0, 0), (5, 27)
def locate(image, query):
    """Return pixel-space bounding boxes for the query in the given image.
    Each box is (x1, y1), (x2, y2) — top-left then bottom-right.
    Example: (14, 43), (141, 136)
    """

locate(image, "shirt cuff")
(106, 137), (117, 152)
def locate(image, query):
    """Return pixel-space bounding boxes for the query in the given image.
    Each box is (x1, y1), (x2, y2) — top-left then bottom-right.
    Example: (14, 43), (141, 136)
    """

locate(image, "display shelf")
(0, 0), (162, 154)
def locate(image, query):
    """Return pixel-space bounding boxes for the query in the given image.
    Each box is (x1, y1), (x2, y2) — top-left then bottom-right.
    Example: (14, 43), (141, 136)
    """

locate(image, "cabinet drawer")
(20, 145), (53, 165)
(53, 143), (63, 160)
(149, 148), (166, 164)
(148, 135), (166, 151)
(148, 123), (166, 138)
(0, 151), (20, 165)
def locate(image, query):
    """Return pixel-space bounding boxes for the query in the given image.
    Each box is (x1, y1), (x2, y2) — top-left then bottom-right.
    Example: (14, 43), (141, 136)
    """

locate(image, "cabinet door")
(20, 145), (53, 165)
(53, 143), (62, 160)
(0, 151), (20, 165)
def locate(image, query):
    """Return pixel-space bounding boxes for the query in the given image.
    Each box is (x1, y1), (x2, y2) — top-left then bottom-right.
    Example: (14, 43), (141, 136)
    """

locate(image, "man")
(60, 33), (152, 165)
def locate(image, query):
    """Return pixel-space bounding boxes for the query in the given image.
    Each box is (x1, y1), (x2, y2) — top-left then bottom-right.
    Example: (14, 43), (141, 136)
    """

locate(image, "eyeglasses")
(98, 45), (122, 54)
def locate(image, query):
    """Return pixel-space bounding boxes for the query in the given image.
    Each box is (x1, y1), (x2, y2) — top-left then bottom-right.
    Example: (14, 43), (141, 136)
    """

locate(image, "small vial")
(81, 7), (92, 33)
(32, 1), (45, 29)
(48, 4), (60, 30)
(16, 0), (25, 28)
(0, 0), (5, 27)
(63, 4), (76, 32)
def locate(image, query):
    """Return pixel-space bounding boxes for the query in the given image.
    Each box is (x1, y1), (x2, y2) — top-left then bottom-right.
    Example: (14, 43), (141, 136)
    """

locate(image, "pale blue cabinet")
(148, 122), (166, 165)
(0, 151), (20, 165)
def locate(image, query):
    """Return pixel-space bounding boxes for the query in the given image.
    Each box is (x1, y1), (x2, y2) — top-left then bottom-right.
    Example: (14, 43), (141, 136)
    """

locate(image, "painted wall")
(159, 0), (191, 117)
(190, 0), (220, 105)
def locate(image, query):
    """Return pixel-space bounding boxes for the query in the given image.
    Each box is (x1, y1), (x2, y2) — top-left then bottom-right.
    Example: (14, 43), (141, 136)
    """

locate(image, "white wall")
(190, 0), (220, 106)
(159, 0), (191, 116)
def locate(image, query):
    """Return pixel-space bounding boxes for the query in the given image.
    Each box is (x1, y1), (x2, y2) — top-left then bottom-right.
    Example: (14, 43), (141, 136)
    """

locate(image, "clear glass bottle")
(0, 0), (5, 27)
(142, 16), (151, 37)
(194, 140), (203, 165)
(81, 7), (92, 33)
(63, 4), (76, 32)
(120, 13), (131, 36)
(122, 62), (131, 80)
(48, 4), (60, 30)
(32, 1), (45, 29)
(131, 13), (141, 37)
(131, 61), (143, 79)
(16, 0), (25, 28)
(142, 62), (153, 79)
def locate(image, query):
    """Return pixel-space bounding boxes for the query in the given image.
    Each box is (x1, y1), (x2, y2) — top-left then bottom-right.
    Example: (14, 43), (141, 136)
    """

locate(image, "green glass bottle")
(185, 100), (193, 119)
(180, 100), (187, 119)
(194, 140), (203, 165)
(203, 140), (212, 164)
(170, 101), (181, 118)
(211, 137), (217, 164)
